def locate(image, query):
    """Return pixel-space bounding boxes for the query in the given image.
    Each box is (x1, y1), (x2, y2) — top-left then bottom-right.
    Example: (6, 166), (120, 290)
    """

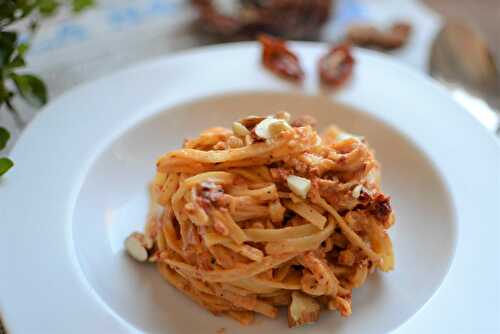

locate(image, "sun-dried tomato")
(346, 22), (412, 50)
(192, 0), (333, 40)
(259, 34), (304, 82)
(369, 193), (392, 222)
(318, 44), (355, 87)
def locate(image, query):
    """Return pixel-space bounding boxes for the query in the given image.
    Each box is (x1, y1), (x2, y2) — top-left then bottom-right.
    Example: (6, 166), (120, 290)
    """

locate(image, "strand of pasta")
(163, 253), (299, 283)
(312, 194), (382, 263)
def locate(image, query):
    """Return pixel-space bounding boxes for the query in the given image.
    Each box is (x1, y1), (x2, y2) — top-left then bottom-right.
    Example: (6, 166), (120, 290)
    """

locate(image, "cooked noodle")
(127, 113), (395, 327)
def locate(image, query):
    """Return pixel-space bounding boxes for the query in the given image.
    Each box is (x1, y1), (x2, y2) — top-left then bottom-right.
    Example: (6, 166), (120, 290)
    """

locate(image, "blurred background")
(0, 0), (499, 154)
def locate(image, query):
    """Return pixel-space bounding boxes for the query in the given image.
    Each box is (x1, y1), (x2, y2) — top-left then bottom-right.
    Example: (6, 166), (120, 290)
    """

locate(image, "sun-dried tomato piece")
(369, 193), (392, 222)
(346, 22), (412, 50)
(191, 0), (333, 39)
(259, 34), (304, 82)
(318, 44), (355, 87)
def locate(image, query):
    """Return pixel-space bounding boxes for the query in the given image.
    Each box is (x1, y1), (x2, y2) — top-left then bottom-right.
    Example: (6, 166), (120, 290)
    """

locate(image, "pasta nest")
(130, 113), (395, 327)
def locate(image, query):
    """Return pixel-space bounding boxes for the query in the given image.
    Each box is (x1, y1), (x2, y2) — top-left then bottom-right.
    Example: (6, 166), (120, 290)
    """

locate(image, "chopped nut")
(264, 293), (292, 306)
(288, 291), (321, 328)
(352, 184), (363, 199)
(227, 135), (244, 148)
(329, 296), (352, 317)
(269, 119), (292, 137)
(286, 175), (311, 199)
(232, 121), (250, 137)
(352, 184), (372, 200)
(366, 168), (380, 185)
(125, 232), (150, 262)
(128, 231), (153, 249)
(274, 111), (291, 122)
(238, 115), (267, 129)
(144, 235), (153, 249)
(314, 135), (322, 146)
(336, 131), (362, 142)
(254, 118), (292, 140)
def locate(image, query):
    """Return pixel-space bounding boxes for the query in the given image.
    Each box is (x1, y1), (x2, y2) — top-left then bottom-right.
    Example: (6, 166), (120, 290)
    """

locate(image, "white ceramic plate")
(1, 43), (499, 334)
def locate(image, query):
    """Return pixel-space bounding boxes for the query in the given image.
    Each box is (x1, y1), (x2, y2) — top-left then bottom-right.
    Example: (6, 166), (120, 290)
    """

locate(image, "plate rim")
(1, 41), (499, 333)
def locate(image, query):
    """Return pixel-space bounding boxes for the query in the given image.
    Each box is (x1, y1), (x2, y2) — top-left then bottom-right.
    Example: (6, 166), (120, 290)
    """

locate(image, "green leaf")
(0, 2), (20, 26)
(11, 73), (48, 108)
(38, 0), (60, 16)
(0, 127), (10, 150)
(72, 0), (95, 13)
(0, 81), (9, 102)
(17, 43), (29, 56)
(0, 83), (15, 112)
(0, 1), (37, 26)
(0, 157), (14, 176)
(10, 55), (26, 68)
(0, 31), (17, 67)
(0, 2), (17, 20)
(0, 30), (16, 45)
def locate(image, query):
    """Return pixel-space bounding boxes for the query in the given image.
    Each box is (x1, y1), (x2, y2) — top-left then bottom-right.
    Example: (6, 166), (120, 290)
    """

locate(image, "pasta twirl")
(126, 113), (395, 328)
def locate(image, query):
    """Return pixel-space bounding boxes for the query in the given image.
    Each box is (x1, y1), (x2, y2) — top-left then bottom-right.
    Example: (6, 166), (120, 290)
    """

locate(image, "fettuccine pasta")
(125, 112), (395, 328)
